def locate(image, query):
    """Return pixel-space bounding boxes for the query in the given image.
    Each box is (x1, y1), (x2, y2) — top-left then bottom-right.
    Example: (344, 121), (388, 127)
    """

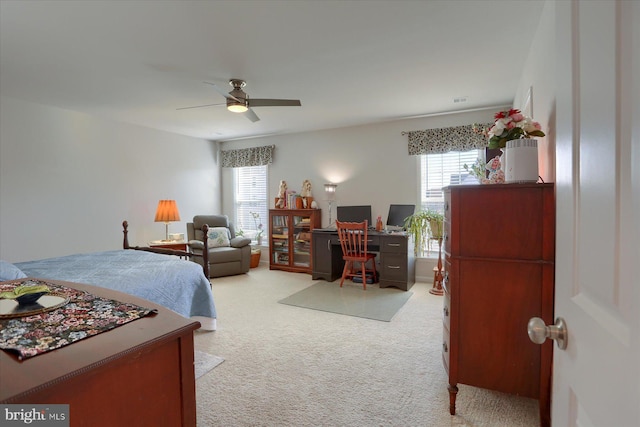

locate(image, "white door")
(553, 1), (639, 426)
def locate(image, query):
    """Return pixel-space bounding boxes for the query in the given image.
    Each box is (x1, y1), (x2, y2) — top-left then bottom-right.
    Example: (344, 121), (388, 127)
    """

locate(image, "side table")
(149, 240), (188, 251)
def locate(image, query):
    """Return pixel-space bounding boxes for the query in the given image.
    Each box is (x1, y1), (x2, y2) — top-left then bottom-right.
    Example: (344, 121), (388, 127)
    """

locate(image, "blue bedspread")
(15, 250), (216, 324)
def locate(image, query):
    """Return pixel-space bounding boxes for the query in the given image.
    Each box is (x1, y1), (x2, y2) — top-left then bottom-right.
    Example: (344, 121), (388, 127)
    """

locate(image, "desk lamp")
(155, 200), (181, 241)
(324, 183), (337, 227)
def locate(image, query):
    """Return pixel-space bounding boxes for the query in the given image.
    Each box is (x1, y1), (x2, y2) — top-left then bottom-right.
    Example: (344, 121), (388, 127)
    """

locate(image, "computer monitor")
(336, 205), (372, 225)
(386, 204), (415, 230)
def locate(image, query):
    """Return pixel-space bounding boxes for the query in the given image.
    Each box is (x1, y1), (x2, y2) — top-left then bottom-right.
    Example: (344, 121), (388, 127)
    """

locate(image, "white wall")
(515, 0), (556, 183)
(220, 107), (503, 229)
(0, 97), (221, 262)
(0, 0), (556, 269)
(217, 0), (556, 281)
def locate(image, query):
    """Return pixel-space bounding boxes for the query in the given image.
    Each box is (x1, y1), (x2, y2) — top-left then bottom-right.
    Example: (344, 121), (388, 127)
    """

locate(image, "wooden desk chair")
(336, 220), (377, 290)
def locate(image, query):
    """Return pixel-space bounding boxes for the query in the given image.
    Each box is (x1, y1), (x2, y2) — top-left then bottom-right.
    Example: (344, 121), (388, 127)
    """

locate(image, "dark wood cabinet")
(269, 209), (321, 273)
(311, 231), (343, 281)
(442, 183), (554, 427)
(378, 234), (415, 290)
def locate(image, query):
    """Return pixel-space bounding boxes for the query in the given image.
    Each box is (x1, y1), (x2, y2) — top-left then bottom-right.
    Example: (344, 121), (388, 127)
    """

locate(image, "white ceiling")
(0, 0), (545, 142)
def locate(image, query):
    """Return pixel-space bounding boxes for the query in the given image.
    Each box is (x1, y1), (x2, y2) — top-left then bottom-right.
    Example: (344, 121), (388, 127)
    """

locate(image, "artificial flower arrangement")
(476, 108), (546, 149)
(463, 158), (486, 181)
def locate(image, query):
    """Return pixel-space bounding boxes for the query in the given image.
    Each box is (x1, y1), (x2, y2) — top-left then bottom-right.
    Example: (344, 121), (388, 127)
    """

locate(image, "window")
(234, 165), (268, 242)
(420, 149), (483, 212)
(420, 149), (482, 252)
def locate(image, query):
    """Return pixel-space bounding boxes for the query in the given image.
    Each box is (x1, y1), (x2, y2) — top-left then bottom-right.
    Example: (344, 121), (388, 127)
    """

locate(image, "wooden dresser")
(1, 279), (200, 427)
(442, 184), (554, 427)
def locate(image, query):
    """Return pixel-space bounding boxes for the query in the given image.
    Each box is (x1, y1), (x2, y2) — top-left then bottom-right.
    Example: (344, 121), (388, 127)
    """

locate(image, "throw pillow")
(207, 227), (231, 248)
(0, 260), (28, 281)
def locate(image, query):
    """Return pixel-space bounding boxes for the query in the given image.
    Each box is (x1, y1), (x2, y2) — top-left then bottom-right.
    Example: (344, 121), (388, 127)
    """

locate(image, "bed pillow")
(207, 227), (231, 248)
(0, 260), (28, 281)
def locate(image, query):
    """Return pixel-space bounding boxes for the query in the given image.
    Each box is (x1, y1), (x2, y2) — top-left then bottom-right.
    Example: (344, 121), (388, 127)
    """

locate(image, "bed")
(2, 249), (217, 331)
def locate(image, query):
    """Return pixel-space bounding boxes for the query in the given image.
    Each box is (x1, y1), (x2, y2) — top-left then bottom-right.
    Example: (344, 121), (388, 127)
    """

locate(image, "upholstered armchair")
(187, 215), (252, 278)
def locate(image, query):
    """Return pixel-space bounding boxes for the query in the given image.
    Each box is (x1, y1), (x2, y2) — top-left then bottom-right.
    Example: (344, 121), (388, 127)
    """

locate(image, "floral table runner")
(0, 279), (157, 360)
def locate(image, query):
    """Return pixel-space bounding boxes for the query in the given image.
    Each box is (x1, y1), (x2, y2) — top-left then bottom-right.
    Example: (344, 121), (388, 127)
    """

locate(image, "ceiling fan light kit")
(227, 101), (248, 113)
(181, 79), (301, 122)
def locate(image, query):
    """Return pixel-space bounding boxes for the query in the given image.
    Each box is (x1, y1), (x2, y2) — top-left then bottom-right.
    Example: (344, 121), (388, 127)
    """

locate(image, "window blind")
(420, 149), (481, 254)
(234, 165), (268, 239)
(420, 150), (481, 213)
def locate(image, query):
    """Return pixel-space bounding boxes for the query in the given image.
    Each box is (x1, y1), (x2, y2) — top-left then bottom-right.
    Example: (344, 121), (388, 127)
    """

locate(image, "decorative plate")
(0, 293), (70, 319)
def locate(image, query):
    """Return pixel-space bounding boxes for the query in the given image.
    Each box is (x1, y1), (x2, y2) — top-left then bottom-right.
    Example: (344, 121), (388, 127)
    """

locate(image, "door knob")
(527, 317), (568, 350)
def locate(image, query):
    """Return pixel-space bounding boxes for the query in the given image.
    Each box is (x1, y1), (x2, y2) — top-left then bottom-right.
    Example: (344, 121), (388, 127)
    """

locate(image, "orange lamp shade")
(154, 200), (181, 223)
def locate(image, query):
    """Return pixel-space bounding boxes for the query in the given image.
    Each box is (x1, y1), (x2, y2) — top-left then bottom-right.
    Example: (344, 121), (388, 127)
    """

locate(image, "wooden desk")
(0, 279), (200, 427)
(312, 230), (415, 290)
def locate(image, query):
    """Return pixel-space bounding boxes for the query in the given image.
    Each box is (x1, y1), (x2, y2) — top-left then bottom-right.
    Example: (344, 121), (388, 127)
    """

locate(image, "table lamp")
(155, 200), (181, 241)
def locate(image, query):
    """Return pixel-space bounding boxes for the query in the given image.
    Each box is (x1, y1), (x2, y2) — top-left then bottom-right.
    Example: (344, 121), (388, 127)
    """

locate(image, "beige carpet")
(194, 263), (539, 426)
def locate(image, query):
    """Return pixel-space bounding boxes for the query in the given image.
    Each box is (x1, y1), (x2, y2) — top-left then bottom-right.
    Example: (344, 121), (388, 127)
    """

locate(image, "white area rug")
(278, 281), (413, 321)
(194, 350), (224, 380)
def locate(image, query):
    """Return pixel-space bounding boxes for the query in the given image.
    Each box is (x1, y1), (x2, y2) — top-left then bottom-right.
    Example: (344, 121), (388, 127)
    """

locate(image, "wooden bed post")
(121, 220), (211, 281)
(202, 224), (210, 280)
(123, 220), (130, 249)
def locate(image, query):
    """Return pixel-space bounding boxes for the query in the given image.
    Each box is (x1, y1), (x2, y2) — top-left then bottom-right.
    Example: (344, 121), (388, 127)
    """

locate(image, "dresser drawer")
(443, 291), (451, 331)
(442, 260), (451, 293)
(443, 190), (452, 254)
(442, 324), (451, 374)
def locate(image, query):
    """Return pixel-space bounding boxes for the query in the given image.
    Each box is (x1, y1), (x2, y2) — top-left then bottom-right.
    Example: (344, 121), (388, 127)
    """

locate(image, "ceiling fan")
(177, 79), (301, 122)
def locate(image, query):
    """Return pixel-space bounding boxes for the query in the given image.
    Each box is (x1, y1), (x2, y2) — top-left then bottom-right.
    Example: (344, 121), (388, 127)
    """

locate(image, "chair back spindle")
(336, 220), (377, 290)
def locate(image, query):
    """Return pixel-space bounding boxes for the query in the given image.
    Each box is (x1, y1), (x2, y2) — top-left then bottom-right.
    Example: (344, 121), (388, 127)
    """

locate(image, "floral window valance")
(403, 123), (492, 155)
(221, 145), (275, 167)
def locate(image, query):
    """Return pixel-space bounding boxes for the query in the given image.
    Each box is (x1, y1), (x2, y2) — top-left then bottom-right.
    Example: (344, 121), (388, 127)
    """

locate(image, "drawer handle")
(388, 265), (401, 269)
(443, 306), (449, 317)
(442, 342), (448, 353)
(443, 272), (449, 284)
(444, 202), (449, 211)
(388, 243), (400, 247)
(444, 233), (448, 242)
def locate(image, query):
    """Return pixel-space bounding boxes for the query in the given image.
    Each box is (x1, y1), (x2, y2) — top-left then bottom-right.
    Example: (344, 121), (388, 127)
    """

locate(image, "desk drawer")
(365, 235), (380, 248)
(380, 253), (407, 281)
(380, 235), (407, 253)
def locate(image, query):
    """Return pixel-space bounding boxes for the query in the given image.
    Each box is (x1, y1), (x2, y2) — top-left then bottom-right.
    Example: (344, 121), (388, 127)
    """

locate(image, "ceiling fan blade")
(244, 108), (260, 122)
(248, 99), (302, 107)
(176, 102), (225, 111)
(203, 81), (241, 102)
